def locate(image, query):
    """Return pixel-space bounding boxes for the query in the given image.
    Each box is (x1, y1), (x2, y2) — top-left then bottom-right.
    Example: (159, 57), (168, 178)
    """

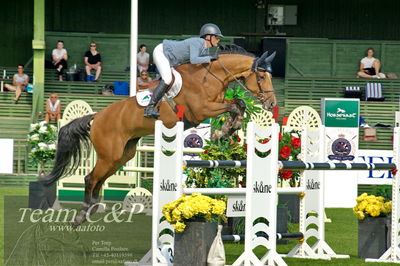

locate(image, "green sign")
(321, 98), (360, 127)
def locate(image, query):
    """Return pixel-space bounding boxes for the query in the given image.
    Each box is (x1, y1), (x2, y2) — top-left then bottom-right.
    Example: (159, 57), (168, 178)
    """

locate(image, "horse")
(43, 45), (277, 225)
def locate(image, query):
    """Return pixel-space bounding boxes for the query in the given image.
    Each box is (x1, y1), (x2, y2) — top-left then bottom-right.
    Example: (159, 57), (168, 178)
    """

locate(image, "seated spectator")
(45, 93), (61, 122)
(4, 64), (29, 102)
(137, 44), (150, 73)
(84, 42), (102, 81)
(137, 70), (153, 90)
(357, 48), (386, 79)
(52, 40), (68, 81)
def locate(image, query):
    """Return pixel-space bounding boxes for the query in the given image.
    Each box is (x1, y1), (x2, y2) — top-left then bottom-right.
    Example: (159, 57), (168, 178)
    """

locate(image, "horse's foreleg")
(207, 100), (246, 141)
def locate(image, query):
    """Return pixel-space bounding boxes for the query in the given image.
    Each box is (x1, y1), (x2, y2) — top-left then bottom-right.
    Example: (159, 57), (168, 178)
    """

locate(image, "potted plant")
(162, 193), (226, 266)
(27, 121), (58, 209)
(353, 193), (392, 258)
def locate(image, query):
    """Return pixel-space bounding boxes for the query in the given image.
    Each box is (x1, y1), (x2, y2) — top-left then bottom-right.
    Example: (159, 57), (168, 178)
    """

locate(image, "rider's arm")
(189, 40), (212, 64)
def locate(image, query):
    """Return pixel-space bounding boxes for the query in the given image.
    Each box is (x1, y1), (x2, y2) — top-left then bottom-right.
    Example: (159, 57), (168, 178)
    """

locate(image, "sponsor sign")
(325, 127), (358, 161)
(321, 98), (360, 128)
(0, 139), (13, 174)
(357, 149), (394, 185)
(226, 196), (246, 217)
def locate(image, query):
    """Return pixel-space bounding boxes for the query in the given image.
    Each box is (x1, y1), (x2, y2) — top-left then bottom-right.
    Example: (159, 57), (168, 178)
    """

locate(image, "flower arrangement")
(277, 131), (302, 186)
(186, 134), (246, 188)
(27, 121), (58, 175)
(353, 193), (392, 220)
(162, 193), (226, 232)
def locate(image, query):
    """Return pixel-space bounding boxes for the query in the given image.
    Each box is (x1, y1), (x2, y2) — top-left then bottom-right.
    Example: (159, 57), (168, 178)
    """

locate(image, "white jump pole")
(130, 0), (138, 97)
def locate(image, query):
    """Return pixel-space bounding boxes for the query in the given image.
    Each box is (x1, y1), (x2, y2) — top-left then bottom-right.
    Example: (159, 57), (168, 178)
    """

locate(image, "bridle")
(204, 57), (275, 104)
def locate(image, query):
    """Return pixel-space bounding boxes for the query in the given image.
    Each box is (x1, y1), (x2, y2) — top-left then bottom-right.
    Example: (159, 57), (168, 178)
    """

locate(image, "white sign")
(0, 139), (14, 174)
(226, 196), (246, 217)
(357, 149), (394, 185)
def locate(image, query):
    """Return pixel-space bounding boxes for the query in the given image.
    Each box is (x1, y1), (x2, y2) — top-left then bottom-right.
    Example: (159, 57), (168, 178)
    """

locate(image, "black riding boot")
(143, 80), (168, 118)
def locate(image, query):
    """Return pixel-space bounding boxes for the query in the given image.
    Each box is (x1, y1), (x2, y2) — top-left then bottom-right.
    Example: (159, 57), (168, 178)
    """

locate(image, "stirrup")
(144, 105), (160, 119)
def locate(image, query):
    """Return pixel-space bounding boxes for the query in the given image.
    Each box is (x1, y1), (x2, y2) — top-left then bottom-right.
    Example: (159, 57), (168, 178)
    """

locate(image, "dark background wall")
(1, 0), (400, 66)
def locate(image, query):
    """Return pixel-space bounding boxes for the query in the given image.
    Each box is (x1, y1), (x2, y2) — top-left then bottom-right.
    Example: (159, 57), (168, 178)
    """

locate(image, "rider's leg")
(144, 44), (172, 118)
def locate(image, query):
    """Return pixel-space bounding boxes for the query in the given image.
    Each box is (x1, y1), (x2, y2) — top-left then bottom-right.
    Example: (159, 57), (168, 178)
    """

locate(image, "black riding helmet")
(199, 23), (224, 38)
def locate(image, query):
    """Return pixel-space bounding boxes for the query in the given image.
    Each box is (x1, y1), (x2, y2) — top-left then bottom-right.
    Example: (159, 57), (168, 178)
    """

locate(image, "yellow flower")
(174, 221), (186, 232)
(356, 210), (365, 220)
(356, 193), (368, 203)
(382, 201), (392, 213)
(357, 201), (368, 211)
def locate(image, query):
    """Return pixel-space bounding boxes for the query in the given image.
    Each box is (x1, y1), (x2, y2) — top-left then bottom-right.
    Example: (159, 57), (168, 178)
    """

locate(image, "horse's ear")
(264, 51), (276, 64)
(257, 50), (270, 65)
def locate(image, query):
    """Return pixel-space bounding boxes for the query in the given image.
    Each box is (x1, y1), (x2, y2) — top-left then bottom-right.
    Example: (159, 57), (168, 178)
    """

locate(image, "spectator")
(137, 44), (150, 73)
(45, 93), (61, 122)
(137, 70), (153, 90)
(52, 40), (68, 81)
(84, 42), (102, 82)
(357, 48), (386, 79)
(4, 64), (29, 103)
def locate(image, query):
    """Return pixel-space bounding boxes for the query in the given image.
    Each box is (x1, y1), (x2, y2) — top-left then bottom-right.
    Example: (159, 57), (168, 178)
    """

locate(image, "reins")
(203, 56), (276, 104)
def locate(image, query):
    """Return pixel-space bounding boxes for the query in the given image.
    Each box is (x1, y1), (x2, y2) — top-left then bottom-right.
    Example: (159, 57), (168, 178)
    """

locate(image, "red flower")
(391, 169), (398, 176)
(280, 145), (291, 159)
(279, 133), (283, 141)
(291, 137), (301, 149)
(203, 150), (208, 154)
(261, 139), (269, 144)
(237, 136), (241, 143)
(280, 170), (293, 180)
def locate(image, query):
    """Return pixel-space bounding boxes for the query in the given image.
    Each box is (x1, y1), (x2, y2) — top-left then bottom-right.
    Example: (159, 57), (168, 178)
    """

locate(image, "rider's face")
(211, 36), (220, 46)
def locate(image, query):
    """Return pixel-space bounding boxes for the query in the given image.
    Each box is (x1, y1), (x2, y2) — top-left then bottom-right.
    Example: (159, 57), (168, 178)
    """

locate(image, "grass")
(0, 187), (397, 266)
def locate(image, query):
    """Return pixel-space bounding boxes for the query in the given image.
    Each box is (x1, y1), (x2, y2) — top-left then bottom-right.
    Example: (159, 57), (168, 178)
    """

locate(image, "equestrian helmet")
(200, 23), (224, 38)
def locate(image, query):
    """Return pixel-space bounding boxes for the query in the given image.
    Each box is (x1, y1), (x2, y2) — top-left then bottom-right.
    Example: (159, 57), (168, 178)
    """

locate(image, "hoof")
(211, 130), (223, 141)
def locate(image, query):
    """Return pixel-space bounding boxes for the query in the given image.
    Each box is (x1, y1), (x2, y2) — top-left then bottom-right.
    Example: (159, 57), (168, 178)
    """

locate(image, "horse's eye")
(260, 76), (266, 80)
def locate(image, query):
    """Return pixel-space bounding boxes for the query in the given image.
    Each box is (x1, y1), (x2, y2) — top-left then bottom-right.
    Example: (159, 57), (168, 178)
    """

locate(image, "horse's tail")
(41, 114), (94, 185)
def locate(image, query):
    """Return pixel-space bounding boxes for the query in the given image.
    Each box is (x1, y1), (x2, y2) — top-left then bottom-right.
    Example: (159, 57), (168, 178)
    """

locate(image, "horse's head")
(244, 51), (277, 110)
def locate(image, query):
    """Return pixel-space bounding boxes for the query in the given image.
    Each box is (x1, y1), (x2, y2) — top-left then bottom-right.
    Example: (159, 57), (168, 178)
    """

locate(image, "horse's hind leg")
(73, 159), (117, 226)
(89, 138), (140, 212)
(73, 138), (140, 226)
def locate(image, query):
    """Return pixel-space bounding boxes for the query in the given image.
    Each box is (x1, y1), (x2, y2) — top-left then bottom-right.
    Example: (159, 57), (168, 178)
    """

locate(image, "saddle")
(137, 70), (182, 112)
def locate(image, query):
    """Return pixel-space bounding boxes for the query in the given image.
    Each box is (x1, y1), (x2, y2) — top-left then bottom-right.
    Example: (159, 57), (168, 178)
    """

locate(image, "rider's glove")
(210, 54), (219, 62)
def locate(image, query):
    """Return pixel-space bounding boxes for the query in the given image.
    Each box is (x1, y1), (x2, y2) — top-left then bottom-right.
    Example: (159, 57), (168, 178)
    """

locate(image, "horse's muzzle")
(262, 98), (277, 110)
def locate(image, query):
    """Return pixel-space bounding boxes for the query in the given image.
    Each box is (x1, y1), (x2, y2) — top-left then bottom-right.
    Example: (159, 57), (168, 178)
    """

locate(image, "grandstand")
(0, 1), (399, 184)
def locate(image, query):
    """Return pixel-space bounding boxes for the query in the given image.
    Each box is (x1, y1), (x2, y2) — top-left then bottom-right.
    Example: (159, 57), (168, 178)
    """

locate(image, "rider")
(143, 23), (223, 118)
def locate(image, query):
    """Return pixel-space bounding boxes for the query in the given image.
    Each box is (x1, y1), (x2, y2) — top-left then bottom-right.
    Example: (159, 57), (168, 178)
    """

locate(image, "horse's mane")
(217, 44), (255, 58)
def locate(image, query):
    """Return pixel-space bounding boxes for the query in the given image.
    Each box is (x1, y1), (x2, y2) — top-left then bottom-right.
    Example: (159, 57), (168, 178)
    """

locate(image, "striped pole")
(184, 160), (246, 168)
(222, 233), (304, 242)
(183, 160), (396, 171)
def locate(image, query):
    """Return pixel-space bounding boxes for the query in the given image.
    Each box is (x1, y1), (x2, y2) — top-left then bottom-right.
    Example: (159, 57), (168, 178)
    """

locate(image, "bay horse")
(43, 45), (277, 225)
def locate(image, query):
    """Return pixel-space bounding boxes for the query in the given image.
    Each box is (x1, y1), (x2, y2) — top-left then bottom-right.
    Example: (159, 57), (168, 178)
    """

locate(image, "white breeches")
(153, 44), (173, 85)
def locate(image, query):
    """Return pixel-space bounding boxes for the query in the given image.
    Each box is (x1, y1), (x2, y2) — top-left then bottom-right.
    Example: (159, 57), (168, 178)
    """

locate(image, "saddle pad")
(136, 90), (152, 106)
(136, 68), (182, 107)
(165, 68), (183, 99)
